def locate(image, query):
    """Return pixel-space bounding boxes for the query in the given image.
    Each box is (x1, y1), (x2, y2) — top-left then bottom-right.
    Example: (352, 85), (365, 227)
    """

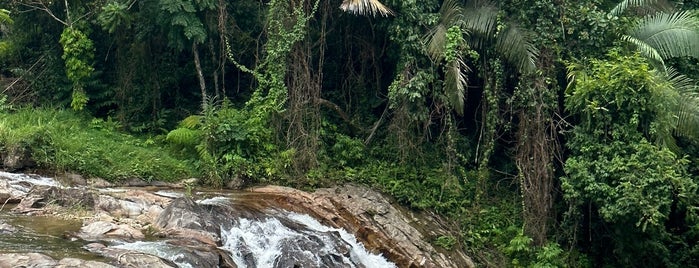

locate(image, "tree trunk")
(193, 43), (207, 111)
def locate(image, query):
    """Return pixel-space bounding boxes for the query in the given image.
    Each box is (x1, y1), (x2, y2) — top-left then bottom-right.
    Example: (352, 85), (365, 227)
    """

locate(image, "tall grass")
(0, 108), (194, 182)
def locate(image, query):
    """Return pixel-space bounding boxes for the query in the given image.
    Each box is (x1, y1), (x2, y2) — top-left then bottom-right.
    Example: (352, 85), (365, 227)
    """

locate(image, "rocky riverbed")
(0, 171), (473, 268)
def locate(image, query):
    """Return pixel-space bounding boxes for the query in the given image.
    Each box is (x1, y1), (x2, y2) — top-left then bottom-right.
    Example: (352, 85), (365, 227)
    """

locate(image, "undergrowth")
(0, 108), (194, 182)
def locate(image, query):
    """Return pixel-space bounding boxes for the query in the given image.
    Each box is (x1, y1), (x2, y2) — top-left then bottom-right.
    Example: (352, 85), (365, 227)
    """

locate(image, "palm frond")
(675, 92), (699, 139)
(444, 55), (470, 115)
(424, 0), (468, 60)
(340, 0), (394, 17)
(627, 11), (699, 61)
(667, 69), (699, 139)
(0, 9), (12, 25)
(652, 68), (699, 144)
(496, 24), (539, 73)
(440, 0), (464, 26)
(621, 35), (666, 66)
(425, 24), (448, 60)
(610, 0), (671, 16)
(460, 0), (498, 38)
(178, 115), (202, 129)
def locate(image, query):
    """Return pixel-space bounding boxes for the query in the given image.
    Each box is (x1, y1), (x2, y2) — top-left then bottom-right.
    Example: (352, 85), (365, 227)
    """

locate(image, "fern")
(166, 127), (200, 146)
(178, 115), (202, 129)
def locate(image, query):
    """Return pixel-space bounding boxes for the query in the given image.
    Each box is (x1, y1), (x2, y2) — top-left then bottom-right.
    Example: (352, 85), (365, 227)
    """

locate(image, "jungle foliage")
(1, 0), (699, 266)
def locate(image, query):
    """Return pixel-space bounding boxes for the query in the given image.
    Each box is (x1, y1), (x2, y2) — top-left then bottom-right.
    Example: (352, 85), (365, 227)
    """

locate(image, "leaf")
(495, 24), (539, 73)
(627, 11), (699, 63)
(179, 115), (202, 129)
(444, 55), (469, 115)
(166, 127), (201, 146)
(609, 0), (670, 16)
(339, 0), (394, 17)
(0, 8), (13, 25)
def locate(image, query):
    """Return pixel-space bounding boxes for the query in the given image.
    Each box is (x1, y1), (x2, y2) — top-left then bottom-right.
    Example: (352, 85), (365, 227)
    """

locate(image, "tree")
(563, 51), (699, 266)
(608, 0), (699, 148)
(425, 0), (545, 244)
(613, 0), (699, 68)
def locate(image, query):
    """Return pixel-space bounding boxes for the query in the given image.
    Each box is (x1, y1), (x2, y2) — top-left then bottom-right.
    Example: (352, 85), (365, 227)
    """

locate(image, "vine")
(59, 26), (94, 111)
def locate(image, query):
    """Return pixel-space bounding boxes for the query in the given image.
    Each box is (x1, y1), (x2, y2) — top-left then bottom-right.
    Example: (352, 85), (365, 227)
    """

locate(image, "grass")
(0, 108), (195, 182)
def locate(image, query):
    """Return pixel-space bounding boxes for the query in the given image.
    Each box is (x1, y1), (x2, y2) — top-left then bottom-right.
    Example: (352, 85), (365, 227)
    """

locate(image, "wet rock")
(156, 227), (219, 246)
(12, 186), (96, 213)
(1, 145), (35, 171)
(0, 222), (16, 233)
(165, 239), (223, 268)
(56, 257), (117, 268)
(57, 173), (87, 186)
(95, 190), (170, 221)
(88, 177), (114, 188)
(45, 187), (96, 208)
(156, 198), (220, 237)
(12, 194), (45, 213)
(123, 178), (150, 187)
(90, 246), (178, 268)
(77, 221), (145, 240)
(0, 179), (22, 204)
(0, 252), (57, 267)
(251, 185), (474, 268)
(272, 232), (353, 268)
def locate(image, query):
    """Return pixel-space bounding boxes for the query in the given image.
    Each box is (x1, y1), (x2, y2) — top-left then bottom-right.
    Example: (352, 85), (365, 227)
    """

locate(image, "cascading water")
(220, 210), (396, 268)
(1, 172), (399, 267)
(107, 196), (397, 268)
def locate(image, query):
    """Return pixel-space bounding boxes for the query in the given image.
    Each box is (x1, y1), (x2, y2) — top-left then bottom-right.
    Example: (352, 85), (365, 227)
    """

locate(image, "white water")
(0, 171), (60, 193)
(1, 171), (398, 267)
(286, 212), (397, 267)
(221, 210), (396, 268)
(112, 241), (193, 268)
(0, 171), (60, 187)
(196, 196), (230, 205)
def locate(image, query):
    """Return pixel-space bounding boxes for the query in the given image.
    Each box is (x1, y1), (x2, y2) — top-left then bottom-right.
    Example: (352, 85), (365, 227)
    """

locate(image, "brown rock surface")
(77, 221), (145, 240)
(251, 185), (474, 268)
(0, 253), (57, 267)
(56, 257), (118, 268)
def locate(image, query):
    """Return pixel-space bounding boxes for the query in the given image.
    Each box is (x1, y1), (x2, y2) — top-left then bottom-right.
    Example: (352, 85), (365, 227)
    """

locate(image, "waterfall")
(220, 210), (396, 268)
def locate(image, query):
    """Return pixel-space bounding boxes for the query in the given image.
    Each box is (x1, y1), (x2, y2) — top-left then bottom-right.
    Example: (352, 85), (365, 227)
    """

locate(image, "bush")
(0, 108), (194, 182)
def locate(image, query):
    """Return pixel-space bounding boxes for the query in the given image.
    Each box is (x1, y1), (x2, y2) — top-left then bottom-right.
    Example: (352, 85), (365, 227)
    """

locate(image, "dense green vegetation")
(0, 109), (193, 181)
(1, 0), (699, 266)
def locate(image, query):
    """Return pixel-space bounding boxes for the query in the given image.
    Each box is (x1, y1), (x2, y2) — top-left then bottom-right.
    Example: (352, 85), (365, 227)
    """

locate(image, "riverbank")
(0, 109), (195, 182)
(0, 171), (473, 267)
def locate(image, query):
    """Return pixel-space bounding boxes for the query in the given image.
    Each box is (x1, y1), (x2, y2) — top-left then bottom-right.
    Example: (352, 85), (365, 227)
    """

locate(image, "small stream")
(0, 171), (396, 267)
(0, 207), (103, 261)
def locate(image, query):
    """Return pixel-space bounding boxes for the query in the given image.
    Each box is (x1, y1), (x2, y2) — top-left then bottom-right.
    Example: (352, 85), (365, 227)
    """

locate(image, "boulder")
(77, 221), (145, 240)
(0, 221), (16, 234)
(56, 173), (87, 187)
(0, 253), (57, 267)
(86, 245), (178, 268)
(56, 258), (118, 268)
(155, 197), (221, 237)
(95, 190), (171, 222)
(1, 145), (35, 171)
(0, 179), (22, 204)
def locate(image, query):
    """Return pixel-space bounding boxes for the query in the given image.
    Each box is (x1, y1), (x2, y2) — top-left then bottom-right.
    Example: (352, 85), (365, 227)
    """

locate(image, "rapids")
(0, 171), (396, 267)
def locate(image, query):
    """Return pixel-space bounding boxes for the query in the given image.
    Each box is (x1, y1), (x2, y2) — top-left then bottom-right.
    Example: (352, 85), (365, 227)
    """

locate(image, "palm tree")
(424, 0), (537, 115)
(610, 0), (699, 142)
(616, 6), (699, 69)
